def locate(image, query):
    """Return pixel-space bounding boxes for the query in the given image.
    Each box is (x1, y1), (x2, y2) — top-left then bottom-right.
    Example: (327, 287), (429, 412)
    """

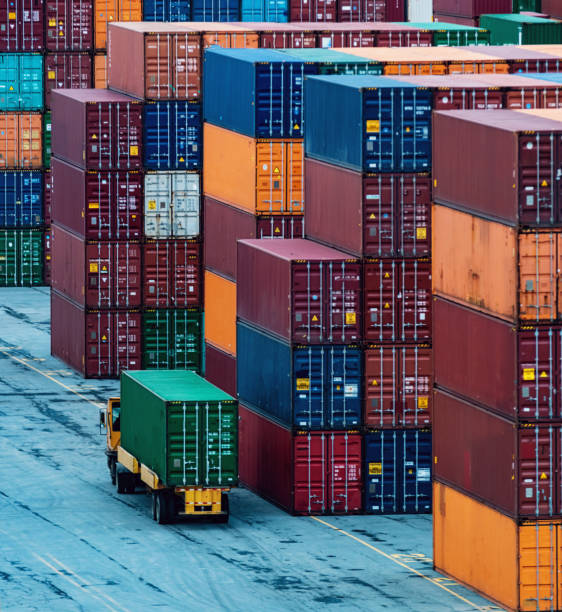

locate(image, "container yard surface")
(0, 288), (497, 611)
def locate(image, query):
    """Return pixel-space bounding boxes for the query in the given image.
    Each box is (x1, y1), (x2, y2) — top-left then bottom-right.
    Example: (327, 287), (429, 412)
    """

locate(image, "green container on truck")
(480, 13), (562, 44)
(0, 54), (43, 111)
(404, 22), (490, 46)
(43, 112), (51, 168)
(278, 49), (382, 75)
(0, 228), (43, 286)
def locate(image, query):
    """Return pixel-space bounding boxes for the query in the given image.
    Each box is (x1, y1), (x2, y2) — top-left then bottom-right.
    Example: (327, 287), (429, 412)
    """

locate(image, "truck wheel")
(155, 492), (169, 525)
(116, 468), (127, 494)
(215, 493), (230, 524)
(110, 458), (116, 486)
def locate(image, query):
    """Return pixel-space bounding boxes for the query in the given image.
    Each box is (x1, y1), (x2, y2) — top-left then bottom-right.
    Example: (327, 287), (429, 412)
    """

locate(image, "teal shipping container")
(404, 22), (490, 45)
(120, 370), (238, 488)
(513, 0), (541, 11)
(0, 228), (43, 286)
(0, 54), (43, 111)
(480, 13), (562, 44)
(278, 49), (382, 75)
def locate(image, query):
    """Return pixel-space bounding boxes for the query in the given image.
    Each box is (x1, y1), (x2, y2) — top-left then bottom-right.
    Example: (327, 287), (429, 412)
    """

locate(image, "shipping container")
(204, 269), (236, 355)
(142, 308), (203, 371)
(94, 53), (107, 88)
(51, 224), (141, 309)
(144, 171), (200, 239)
(304, 75), (431, 173)
(0, 53), (42, 111)
(469, 44), (562, 73)
(279, 48), (382, 74)
(238, 321), (362, 430)
(407, 0), (432, 21)
(204, 196), (303, 281)
(198, 23), (259, 49)
(44, 52), (92, 108)
(434, 296), (562, 422)
(143, 239), (201, 308)
(336, 0), (388, 21)
(144, 101), (201, 171)
(364, 344), (431, 428)
(0, 112), (42, 169)
(305, 160), (430, 258)
(205, 341), (236, 398)
(107, 23), (201, 100)
(289, 0), (336, 21)
(470, 73), (562, 108)
(51, 89), (142, 171)
(302, 25), (376, 49)
(143, 0), (191, 20)
(203, 124), (303, 215)
(0, 228), (42, 286)
(43, 227), (51, 284)
(94, 0), (142, 51)
(239, 404), (362, 514)
(51, 289), (140, 377)
(432, 204), (562, 323)
(257, 24), (317, 48)
(43, 112), (51, 168)
(481, 13), (562, 45)
(0, 0), (43, 51)
(0, 171), (42, 227)
(240, 0), (288, 20)
(433, 0), (511, 17)
(238, 239), (362, 344)
(434, 481), (562, 612)
(542, 0), (562, 18)
(44, 170), (52, 226)
(51, 158), (142, 240)
(435, 388), (562, 519)
(191, 0), (239, 20)
(364, 429), (431, 514)
(45, 0), (94, 51)
(204, 48), (315, 139)
(515, 0), (542, 10)
(433, 12), (479, 25)
(406, 22), (490, 46)
(369, 23), (434, 47)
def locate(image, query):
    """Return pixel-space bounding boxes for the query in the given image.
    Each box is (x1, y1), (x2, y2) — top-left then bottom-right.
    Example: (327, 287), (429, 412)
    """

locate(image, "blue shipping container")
(191, 0), (240, 20)
(144, 101), (202, 171)
(237, 321), (362, 430)
(364, 429), (431, 514)
(143, 0), (191, 20)
(304, 75), (432, 173)
(0, 171), (43, 227)
(240, 0), (288, 21)
(0, 54), (43, 111)
(203, 48), (317, 139)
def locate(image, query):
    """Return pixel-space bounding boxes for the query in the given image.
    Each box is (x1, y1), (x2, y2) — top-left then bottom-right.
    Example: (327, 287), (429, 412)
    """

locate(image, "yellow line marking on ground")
(310, 516), (493, 612)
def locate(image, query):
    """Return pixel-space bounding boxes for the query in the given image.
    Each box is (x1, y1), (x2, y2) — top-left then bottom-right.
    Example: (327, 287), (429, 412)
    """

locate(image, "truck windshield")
(112, 402), (121, 432)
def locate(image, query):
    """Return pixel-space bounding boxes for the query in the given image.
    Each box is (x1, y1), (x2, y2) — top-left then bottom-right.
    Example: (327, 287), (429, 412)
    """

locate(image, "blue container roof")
(204, 47), (305, 64)
(305, 74), (420, 89)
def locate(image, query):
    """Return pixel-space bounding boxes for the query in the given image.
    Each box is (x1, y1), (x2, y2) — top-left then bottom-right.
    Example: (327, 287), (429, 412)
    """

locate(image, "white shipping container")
(408, 0), (432, 21)
(144, 172), (200, 238)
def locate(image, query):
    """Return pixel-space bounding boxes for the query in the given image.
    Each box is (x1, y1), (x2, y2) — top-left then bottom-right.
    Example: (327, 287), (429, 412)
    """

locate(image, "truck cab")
(101, 397), (120, 485)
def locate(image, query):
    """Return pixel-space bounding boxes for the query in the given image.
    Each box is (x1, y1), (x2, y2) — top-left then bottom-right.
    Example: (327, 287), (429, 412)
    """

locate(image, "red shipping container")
(337, 0), (386, 22)
(432, 0), (511, 18)
(542, 0), (562, 19)
(307, 24), (375, 48)
(45, 0), (94, 51)
(51, 157), (142, 240)
(239, 404), (362, 514)
(44, 227), (52, 284)
(466, 46), (562, 74)
(108, 23), (201, 100)
(289, 0), (336, 22)
(364, 258), (431, 343)
(258, 25), (317, 48)
(364, 344), (431, 428)
(372, 24), (433, 47)
(237, 238), (362, 344)
(44, 170), (52, 227)
(143, 239), (201, 308)
(305, 159), (430, 258)
(471, 74), (562, 109)
(51, 224), (141, 309)
(384, 0), (405, 20)
(205, 341), (236, 398)
(434, 388), (562, 519)
(204, 196), (304, 282)
(51, 89), (142, 171)
(0, 0), (43, 51)
(44, 53), (92, 108)
(51, 289), (141, 378)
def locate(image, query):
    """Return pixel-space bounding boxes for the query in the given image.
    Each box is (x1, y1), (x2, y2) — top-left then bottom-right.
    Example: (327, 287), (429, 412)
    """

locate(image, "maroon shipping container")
(51, 89), (142, 171)
(364, 258), (431, 343)
(372, 24), (433, 47)
(289, 0), (336, 22)
(467, 45), (562, 74)
(432, 0), (511, 18)
(304, 23), (375, 48)
(433, 13), (478, 26)
(471, 74), (562, 109)
(51, 224), (141, 309)
(204, 196), (304, 282)
(0, 0), (42, 51)
(51, 158), (142, 240)
(44, 53), (92, 108)
(542, 0), (562, 19)
(44, 227), (52, 284)
(239, 404), (362, 514)
(108, 23), (201, 100)
(434, 296), (562, 422)
(45, 0), (93, 51)
(364, 344), (431, 428)
(337, 0), (386, 21)
(237, 238), (362, 344)
(143, 239), (201, 308)
(433, 109), (562, 227)
(51, 289), (141, 378)
(44, 170), (52, 227)
(205, 341), (236, 398)
(257, 25), (317, 48)
(305, 159), (430, 258)
(434, 388), (562, 519)
(384, 0), (405, 20)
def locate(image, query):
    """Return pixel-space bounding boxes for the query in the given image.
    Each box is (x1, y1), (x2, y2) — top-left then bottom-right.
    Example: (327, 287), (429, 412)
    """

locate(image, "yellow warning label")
(8, 86), (13, 91)
(523, 367), (535, 381)
(369, 213), (376, 219)
(433, 179), (437, 188)
(59, 31), (63, 36)
(345, 312), (356, 325)
(49, 18), (56, 25)
(384, 272), (390, 278)
(371, 379), (378, 386)
(384, 302), (390, 309)
(541, 180), (548, 187)
(274, 227), (280, 234)
(92, 134), (97, 140)
(540, 472), (548, 480)
(101, 265), (107, 272)
(312, 315), (318, 322)
(369, 462), (382, 476)
(130, 146), (138, 156)
(418, 396), (428, 409)
(296, 378), (310, 391)
(273, 167), (280, 174)
(101, 335), (107, 342)
(416, 227), (427, 240)
(8, 12), (15, 19)
(89, 262), (99, 273)
(406, 126), (411, 133)
(366, 120), (380, 133)
(148, 200), (157, 210)
(293, 124), (299, 131)
(48, 71), (56, 80)
(540, 371), (548, 378)
(88, 202), (99, 209)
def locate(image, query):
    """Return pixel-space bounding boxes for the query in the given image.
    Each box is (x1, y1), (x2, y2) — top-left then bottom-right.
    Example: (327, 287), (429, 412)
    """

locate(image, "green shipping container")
(0, 228), (43, 286)
(480, 13), (562, 44)
(120, 370), (238, 488)
(43, 112), (51, 168)
(0, 54), (43, 111)
(404, 22), (490, 45)
(142, 308), (203, 372)
(513, 0), (541, 12)
(278, 49), (382, 75)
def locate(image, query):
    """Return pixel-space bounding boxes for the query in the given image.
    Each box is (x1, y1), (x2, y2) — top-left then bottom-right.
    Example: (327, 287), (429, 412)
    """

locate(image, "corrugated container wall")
(0, 0), (43, 51)
(45, 0), (94, 51)
(205, 342), (237, 398)
(480, 14), (562, 46)
(191, 0), (240, 20)
(240, 0), (288, 21)
(0, 113), (42, 169)
(432, 0), (511, 17)
(0, 228), (42, 285)
(44, 53), (92, 108)
(0, 171), (42, 227)
(143, 0), (191, 20)
(204, 269), (236, 355)
(0, 54), (42, 111)
(94, 0), (142, 51)
(407, 0), (432, 21)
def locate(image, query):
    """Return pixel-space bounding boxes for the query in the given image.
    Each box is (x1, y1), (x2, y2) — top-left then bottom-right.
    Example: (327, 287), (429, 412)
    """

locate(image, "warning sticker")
(366, 120), (380, 133)
(540, 371), (548, 378)
(540, 472), (548, 480)
(8, 12), (15, 19)
(344, 384), (358, 398)
(130, 146), (138, 156)
(418, 396), (428, 409)
(296, 378), (310, 391)
(48, 71), (56, 80)
(312, 315), (318, 322)
(369, 462), (382, 476)
(416, 227), (427, 240)
(49, 18), (56, 25)
(89, 262), (99, 273)
(523, 368), (535, 381)
(148, 200), (157, 210)
(345, 312), (356, 325)
(89, 202), (99, 209)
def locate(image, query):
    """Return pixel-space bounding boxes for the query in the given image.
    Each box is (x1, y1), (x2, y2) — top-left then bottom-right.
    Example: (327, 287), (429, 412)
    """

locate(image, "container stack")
(433, 0), (512, 26)
(480, 12), (562, 45)
(432, 108), (562, 611)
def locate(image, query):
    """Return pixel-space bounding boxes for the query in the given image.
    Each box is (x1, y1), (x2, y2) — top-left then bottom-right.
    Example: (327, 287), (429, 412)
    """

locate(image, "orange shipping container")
(434, 481), (562, 612)
(433, 203), (562, 323)
(203, 123), (303, 215)
(192, 24), (259, 48)
(0, 113), (42, 169)
(204, 269), (236, 356)
(94, 54), (107, 89)
(94, 0), (142, 51)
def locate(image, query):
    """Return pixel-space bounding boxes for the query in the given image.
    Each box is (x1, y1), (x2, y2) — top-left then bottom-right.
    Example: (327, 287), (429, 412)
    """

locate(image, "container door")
(143, 102), (173, 169)
(199, 400), (238, 487)
(167, 401), (200, 485)
(255, 62), (284, 138)
(19, 113), (42, 169)
(293, 433), (327, 514)
(145, 33), (173, 99)
(0, 172), (16, 226)
(292, 346), (325, 429)
(170, 240), (201, 307)
(364, 346), (400, 427)
(172, 309), (203, 372)
(94, 0), (118, 50)
(144, 172), (171, 238)
(113, 242), (141, 308)
(142, 309), (171, 368)
(256, 141), (286, 214)
(143, 241), (172, 307)
(397, 174), (431, 257)
(113, 101), (142, 170)
(114, 311), (141, 375)
(20, 228), (42, 285)
(85, 102), (112, 169)
(85, 171), (112, 240)
(469, 88), (503, 111)
(328, 432), (362, 513)
(363, 175), (396, 257)
(291, 261), (324, 343)
(0, 54), (19, 110)
(364, 259), (397, 342)
(114, 171), (142, 240)
(45, 0), (67, 50)
(285, 140), (304, 215)
(85, 311), (112, 377)
(364, 431), (398, 513)
(172, 34), (200, 101)
(519, 426), (556, 517)
(325, 260), (361, 343)
(325, 346), (361, 429)
(256, 215), (304, 239)
(399, 259), (432, 342)
(397, 88), (432, 173)
(171, 171), (200, 238)
(0, 115), (18, 169)
(19, 54), (42, 110)
(86, 242), (111, 307)
(174, 101), (202, 171)
(284, 62), (314, 139)
(22, 171), (43, 227)
(402, 430), (431, 513)
(0, 230), (17, 284)
(362, 88), (395, 172)
(401, 345), (432, 427)
(70, 0), (94, 51)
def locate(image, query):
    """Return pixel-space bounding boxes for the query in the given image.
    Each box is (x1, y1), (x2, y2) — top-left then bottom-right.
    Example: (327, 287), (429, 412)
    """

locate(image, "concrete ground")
(0, 288), (500, 612)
